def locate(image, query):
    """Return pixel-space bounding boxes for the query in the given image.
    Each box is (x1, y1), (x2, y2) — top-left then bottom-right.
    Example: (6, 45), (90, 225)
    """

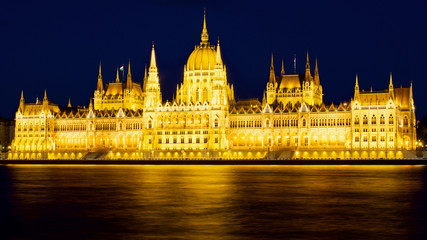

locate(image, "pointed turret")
(89, 98), (93, 110)
(215, 39), (223, 68)
(127, 59), (132, 89)
(305, 51), (311, 80)
(269, 53), (276, 83)
(115, 68), (120, 83)
(97, 62), (103, 91)
(314, 58), (320, 85)
(201, 9), (209, 43)
(281, 59), (285, 76)
(389, 72), (394, 99)
(354, 74), (360, 100)
(43, 89), (48, 109)
(68, 98), (72, 108)
(19, 90), (25, 111)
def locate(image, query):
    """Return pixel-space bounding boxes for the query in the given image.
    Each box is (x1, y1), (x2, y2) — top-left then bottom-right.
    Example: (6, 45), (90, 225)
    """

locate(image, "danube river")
(1, 165), (426, 239)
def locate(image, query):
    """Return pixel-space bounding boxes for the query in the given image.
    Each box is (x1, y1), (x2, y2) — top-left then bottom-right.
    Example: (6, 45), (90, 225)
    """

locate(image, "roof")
(278, 74), (303, 89)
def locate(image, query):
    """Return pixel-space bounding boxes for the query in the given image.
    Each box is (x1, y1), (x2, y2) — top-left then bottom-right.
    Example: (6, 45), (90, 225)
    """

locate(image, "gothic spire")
(269, 53), (276, 83)
(68, 98), (72, 108)
(150, 42), (157, 70)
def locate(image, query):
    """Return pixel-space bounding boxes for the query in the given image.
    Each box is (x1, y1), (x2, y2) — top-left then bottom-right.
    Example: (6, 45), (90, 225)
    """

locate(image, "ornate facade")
(9, 13), (417, 160)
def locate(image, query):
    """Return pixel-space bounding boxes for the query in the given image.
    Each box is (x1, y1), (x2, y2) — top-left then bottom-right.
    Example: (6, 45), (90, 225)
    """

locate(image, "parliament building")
(8, 13), (417, 160)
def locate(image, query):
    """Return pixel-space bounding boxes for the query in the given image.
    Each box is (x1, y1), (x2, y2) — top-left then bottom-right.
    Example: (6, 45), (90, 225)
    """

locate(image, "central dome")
(186, 10), (218, 71)
(187, 44), (216, 70)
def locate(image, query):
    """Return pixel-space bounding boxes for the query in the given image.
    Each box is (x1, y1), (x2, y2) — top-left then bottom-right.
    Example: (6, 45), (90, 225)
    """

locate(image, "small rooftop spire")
(281, 59), (285, 75)
(21, 90), (24, 100)
(43, 89), (47, 100)
(115, 68), (120, 82)
(306, 51), (310, 69)
(68, 98), (72, 107)
(389, 72), (393, 88)
(127, 59), (132, 89)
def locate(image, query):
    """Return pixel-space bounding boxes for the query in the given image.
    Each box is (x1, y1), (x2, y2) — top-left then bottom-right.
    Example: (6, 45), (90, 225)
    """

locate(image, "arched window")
(148, 119), (152, 129)
(363, 115), (368, 125)
(371, 115), (376, 124)
(354, 116), (359, 125)
(403, 116), (408, 126)
(389, 114), (394, 124)
(265, 119), (270, 127)
(302, 119), (306, 127)
(380, 115), (385, 124)
(214, 118), (219, 127)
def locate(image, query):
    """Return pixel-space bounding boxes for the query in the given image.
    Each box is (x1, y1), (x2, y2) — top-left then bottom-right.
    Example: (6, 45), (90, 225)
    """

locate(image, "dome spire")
(201, 9), (209, 43)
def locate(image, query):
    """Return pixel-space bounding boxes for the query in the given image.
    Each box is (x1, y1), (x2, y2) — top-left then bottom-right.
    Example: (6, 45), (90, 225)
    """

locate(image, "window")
(380, 115), (385, 124)
(371, 115), (376, 124)
(380, 136), (385, 142)
(389, 114), (394, 124)
(354, 116), (359, 125)
(403, 116), (408, 126)
(302, 119), (306, 127)
(363, 136), (368, 142)
(215, 138), (219, 143)
(363, 115), (368, 125)
(214, 118), (219, 127)
(355, 136), (359, 142)
(204, 138), (208, 143)
(372, 136), (377, 142)
(196, 138), (200, 143)
(148, 120), (152, 129)
(189, 138), (192, 144)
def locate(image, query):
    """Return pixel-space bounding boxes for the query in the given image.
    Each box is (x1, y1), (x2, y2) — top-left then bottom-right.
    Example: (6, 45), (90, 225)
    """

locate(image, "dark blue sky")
(1, 0), (426, 119)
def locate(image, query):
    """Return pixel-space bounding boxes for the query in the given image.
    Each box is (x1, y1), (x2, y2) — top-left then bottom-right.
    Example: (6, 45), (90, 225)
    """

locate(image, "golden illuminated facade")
(9, 13), (417, 160)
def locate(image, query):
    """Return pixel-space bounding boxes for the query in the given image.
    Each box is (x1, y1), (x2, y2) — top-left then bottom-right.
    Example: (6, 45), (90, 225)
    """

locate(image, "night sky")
(1, 0), (426, 119)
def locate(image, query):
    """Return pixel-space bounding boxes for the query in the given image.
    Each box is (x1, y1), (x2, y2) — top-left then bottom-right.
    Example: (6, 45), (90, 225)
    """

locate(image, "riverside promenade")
(1, 159), (426, 165)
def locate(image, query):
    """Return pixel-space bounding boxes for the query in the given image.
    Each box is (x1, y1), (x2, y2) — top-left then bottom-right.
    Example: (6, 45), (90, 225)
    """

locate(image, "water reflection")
(1, 165), (426, 239)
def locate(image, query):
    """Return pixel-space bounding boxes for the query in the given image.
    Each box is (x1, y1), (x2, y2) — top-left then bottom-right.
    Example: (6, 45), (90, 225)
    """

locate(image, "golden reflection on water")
(2, 165), (427, 239)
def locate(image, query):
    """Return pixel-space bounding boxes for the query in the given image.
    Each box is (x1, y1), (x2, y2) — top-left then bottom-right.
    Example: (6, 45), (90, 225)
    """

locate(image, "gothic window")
(371, 115), (376, 124)
(389, 114), (394, 124)
(353, 116), (359, 125)
(148, 120), (152, 129)
(302, 119), (306, 127)
(403, 116), (408, 126)
(380, 115), (385, 124)
(363, 115), (368, 125)
(214, 118), (219, 127)
(266, 119), (270, 127)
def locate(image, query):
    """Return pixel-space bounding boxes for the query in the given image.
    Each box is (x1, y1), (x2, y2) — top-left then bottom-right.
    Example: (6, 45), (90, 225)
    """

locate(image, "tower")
(143, 43), (162, 108)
